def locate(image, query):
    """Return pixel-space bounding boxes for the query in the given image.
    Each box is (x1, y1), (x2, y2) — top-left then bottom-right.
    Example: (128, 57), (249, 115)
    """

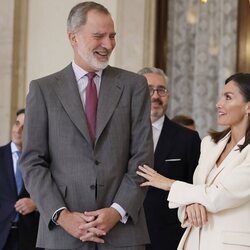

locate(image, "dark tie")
(85, 72), (98, 145)
(15, 151), (23, 194)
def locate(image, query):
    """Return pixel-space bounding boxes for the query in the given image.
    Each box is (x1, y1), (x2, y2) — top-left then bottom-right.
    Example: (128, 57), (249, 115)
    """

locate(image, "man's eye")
(94, 34), (103, 39)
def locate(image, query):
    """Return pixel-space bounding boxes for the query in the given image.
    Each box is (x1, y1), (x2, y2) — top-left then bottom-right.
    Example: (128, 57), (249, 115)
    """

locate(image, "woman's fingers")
(186, 203), (208, 227)
(138, 165), (156, 175)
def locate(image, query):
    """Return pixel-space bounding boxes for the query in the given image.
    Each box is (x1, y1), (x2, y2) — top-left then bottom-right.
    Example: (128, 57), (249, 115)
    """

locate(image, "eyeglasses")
(149, 87), (168, 97)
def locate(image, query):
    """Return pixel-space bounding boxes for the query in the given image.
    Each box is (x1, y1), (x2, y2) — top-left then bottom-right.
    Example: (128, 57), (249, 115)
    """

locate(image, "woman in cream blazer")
(137, 73), (250, 250)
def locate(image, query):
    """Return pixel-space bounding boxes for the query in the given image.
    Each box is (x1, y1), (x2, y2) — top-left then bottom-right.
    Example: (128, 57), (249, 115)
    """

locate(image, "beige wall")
(26, 0), (118, 86)
(0, 0), (155, 145)
(26, 0), (155, 86)
(0, 0), (15, 144)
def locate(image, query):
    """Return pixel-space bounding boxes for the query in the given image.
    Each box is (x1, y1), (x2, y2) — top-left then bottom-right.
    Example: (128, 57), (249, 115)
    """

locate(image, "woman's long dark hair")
(209, 73), (250, 151)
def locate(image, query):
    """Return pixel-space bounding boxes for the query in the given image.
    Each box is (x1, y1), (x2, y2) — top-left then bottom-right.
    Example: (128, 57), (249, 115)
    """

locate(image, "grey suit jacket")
(20, 64), (154, 249)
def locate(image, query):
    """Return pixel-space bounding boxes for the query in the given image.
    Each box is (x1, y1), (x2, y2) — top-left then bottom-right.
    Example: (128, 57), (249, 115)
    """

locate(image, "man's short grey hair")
(67, 1), (110, 33)
(137, 67), (169, 86)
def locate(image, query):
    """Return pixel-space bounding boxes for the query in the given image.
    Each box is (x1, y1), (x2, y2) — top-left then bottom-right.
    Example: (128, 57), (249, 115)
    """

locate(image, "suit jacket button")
(95, 160), (99, 165)
(90, 184), (96, 190)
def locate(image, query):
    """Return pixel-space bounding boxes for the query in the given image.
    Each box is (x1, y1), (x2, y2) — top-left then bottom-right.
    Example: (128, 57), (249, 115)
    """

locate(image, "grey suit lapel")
(96, 66), (123, 142)
(52, 64), (92, 144)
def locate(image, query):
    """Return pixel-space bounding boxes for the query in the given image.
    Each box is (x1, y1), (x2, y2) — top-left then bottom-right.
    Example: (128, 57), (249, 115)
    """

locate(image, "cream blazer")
(168, 133), (250, 250)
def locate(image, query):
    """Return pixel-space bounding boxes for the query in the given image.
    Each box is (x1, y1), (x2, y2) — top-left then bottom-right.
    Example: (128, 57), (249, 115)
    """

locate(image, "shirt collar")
(152, 115), (165, 130)
(72, 61), (102, 81)
(11, 141), (20, 154)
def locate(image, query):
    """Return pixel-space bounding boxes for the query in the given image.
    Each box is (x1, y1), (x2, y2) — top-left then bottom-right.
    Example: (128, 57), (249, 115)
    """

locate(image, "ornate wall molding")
(167, 0), (238, 137)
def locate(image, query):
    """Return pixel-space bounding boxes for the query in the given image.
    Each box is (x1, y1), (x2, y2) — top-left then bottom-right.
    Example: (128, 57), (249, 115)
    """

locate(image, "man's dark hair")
(172, 114), (195, 127)
(16, 108), (25, 117)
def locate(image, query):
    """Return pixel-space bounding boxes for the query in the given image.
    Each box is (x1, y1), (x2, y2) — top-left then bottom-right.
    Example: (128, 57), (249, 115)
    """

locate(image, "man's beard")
(85, 54), (109, 71)
(79, 47), (110, 71)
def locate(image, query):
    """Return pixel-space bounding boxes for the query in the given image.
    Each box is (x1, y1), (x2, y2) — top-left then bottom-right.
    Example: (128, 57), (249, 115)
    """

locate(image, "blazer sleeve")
(112, 75), (154, 223)
(20, 80), (67, 228)
(168, 145), (250, 214)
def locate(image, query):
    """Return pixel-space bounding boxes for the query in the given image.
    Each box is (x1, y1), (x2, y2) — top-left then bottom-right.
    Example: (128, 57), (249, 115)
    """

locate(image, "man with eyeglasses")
(137, 67), (201, 250)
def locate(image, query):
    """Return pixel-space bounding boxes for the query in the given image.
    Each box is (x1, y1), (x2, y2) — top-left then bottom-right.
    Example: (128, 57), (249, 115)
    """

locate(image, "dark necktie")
(85, 72), (98, 145)
(15, 151), (23, 194)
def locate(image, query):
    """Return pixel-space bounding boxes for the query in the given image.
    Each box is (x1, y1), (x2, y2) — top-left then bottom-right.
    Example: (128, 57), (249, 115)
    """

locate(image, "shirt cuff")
(111, 203), (129, 224)
(52, 207), (67, 225)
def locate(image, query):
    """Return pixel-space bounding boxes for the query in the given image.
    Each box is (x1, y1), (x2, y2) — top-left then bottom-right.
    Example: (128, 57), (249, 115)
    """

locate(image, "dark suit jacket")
(20, 64), (154, 249)
(0, 143), (40, 250)
(144, 116), (201, 250)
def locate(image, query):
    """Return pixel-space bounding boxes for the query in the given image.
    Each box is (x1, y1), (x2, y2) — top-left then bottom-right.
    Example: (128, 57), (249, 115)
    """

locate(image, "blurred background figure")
(138, 67), (201, 250)
(172, 114), (196, 131)
(0, 108), (41, 250)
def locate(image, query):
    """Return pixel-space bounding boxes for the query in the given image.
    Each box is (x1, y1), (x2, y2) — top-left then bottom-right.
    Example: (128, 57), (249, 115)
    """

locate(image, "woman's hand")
(186, 203), (208, 227)
(136, 165), (175, 191)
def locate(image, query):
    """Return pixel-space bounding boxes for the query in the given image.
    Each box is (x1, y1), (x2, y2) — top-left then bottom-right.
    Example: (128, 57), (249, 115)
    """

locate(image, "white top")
(152, 115), (165, 151)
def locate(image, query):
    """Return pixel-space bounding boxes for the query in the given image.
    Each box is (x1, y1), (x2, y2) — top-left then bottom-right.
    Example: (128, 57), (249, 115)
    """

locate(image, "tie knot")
(86, 72), (96, 81)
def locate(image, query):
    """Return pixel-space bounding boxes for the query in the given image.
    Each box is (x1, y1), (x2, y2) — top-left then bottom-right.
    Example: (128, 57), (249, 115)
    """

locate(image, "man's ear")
(68, 32), (77, 46)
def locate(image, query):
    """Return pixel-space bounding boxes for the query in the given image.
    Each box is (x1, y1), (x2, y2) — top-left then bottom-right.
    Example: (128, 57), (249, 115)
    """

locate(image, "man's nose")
(17, 125), (23, 133)
(102, 37), (115, 50)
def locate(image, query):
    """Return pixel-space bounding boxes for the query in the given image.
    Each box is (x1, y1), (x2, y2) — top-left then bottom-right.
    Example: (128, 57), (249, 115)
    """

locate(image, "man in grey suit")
(20, 2), (153, 250)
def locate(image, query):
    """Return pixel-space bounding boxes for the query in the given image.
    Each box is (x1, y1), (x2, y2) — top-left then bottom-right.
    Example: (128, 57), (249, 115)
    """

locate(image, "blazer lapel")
(52, 64), (92, 144)
(3, 144), (17, 195)
(206, 136), (245, 185)
(196, 133), (231, 184)
(95, 66), (123, 143)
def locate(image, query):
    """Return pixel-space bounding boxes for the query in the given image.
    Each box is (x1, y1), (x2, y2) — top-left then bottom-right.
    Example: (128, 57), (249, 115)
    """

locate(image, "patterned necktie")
(85, 72), (98, 146)
(15, 151), (23, 194)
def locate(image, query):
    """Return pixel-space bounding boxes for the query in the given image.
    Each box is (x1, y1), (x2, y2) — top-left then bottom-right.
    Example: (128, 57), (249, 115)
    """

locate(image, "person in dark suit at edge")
(0, 108), (42, 250)
(138, 67), (201, 250)
(20, 2), (153, 250)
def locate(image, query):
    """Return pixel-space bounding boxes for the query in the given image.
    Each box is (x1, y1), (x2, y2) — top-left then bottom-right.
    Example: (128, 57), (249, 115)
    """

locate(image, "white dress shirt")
(152, 115), (165, 151)
(11, 142), (21, 175)
(72, 61), (102, 109)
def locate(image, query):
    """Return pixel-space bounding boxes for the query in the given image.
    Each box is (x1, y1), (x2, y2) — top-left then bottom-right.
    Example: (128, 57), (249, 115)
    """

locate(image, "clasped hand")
(57, 207), (121, 243)
(186, 203), (208, 227)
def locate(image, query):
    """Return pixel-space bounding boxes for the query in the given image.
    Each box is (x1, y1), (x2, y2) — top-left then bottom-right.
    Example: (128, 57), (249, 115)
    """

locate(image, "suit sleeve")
(20, 81), (67, 228)
(112, 76), (154, 223)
